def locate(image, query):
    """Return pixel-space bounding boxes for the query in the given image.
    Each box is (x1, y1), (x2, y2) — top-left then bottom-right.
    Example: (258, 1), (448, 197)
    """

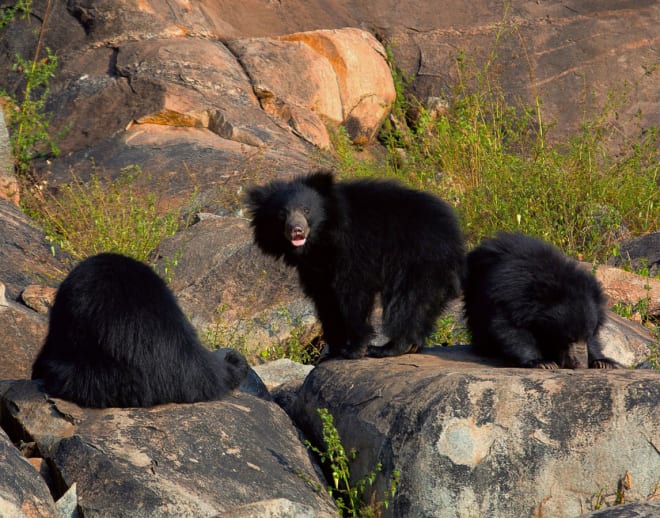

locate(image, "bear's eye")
(302, 207), (310, 216)
(277, 209), (287, 221)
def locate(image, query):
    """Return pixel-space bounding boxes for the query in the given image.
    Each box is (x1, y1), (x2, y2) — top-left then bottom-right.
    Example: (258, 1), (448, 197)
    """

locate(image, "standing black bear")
(246, 171), (465, 359)
(31, 253), (248, 408)
(463, 232), (620, 369)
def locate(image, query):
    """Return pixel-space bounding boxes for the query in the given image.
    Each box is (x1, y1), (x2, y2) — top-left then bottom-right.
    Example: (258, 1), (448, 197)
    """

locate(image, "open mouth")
(290, 227), (307, 247)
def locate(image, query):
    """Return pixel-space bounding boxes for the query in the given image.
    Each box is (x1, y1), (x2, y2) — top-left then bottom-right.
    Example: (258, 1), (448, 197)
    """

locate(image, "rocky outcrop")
(229, 28), (395, 149)
(4, 1), (657, 211)
(1, 1), (396, 214)
(0, 379), (337, 517)
(0, 200), (68, 302)
(0, 428), (60, 517)
(154, 215), (317, 358)
(292, 348), (660, 518)
(594, 264), (660, 320)
(0, 109), (19, 205)
(608, 232), (660, 277)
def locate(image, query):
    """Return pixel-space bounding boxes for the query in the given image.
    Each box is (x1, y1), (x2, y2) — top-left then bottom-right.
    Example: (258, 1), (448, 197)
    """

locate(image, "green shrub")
(335, 45), (659, 264)
(304, 408), (400, 517)
(1, 1), (60, 176)
(23, 165), (182, 263)
(0, 0), (32, 29)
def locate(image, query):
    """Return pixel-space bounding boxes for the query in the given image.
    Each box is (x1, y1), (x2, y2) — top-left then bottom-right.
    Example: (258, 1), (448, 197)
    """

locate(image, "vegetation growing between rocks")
(303, 408), (400, 517)
(22, 166), (183, 264)
(0, 0), (60, 177)
(333, 42), (659, 266)
(205, 293), (322, 365)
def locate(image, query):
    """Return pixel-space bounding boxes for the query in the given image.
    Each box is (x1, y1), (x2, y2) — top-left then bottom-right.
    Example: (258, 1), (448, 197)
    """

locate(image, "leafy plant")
(1, 0), (60, 176)
(427, 313), (471, 346)
(305, 407), (400, 517)
(0, 0), (32, 29)
(22, 165), (182, 263)
(337, 37), (659, 265)
(258, 305), (322, 364)
(205, 289), (322, 365)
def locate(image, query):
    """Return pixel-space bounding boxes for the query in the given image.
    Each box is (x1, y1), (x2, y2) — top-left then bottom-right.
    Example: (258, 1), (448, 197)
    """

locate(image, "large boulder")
(0, 198), (69, 381)
(0, 200), (68, 302)
(228, 28), (395, 148)
(591, 263), (660, 320)
(292, 347), (660, 517)
(154, 215), (317, 359)
(0, 379), (337, 517)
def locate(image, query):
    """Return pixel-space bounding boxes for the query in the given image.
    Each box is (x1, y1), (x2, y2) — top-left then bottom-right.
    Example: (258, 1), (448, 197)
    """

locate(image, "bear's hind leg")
(368, 283), (438, 357)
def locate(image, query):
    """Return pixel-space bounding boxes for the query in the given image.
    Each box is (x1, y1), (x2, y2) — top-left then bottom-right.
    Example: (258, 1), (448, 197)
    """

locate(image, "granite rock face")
(0, 380), (337, 517)
(292, 347), (660, 517)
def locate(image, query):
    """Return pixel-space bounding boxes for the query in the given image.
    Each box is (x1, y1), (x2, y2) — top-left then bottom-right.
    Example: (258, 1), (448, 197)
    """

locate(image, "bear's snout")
(286, 210), (309, 247)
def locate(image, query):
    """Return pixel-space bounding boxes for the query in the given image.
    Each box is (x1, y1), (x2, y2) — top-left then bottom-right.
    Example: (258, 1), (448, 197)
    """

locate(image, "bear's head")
(246, 171), (335, 258)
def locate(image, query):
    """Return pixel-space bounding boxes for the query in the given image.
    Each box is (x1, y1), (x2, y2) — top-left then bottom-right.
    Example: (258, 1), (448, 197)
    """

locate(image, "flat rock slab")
(1, 380), (336, 517)
(293, 347), (660, 517)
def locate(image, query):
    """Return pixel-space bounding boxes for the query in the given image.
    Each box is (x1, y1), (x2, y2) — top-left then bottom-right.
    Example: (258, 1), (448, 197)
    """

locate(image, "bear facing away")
(246, 171), (465, 359)
(31, 253), (248, 408)
(463, 232), (620, 369)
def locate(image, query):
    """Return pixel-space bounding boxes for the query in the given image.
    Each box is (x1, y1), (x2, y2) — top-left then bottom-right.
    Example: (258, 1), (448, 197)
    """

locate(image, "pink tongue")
(292, 238), (306, 247)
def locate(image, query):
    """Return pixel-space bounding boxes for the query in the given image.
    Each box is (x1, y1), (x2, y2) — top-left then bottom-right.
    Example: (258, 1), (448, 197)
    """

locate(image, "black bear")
(31, 253), (248, 408)
(246, 170), (465, 359)
(463, 232), (620, 369)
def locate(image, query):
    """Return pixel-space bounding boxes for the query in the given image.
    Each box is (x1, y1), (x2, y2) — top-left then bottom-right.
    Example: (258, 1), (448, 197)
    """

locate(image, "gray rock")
(608, 231), (660, 277)
(599, 312), (659, 368)
(0, 300), (48, 380)
(581, 501), (660, 517)
(0, 200), (69, 301)
(0, 428), (59, 517)
(253, 359), (314, 391)
(292, 347), (660, 518)
(154, 216), (318, 359)
(1, 379), (337, 517)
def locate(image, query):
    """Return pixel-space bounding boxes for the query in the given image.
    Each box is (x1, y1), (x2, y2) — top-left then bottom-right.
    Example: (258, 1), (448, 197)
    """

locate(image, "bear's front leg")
(316, 288), (374, 359)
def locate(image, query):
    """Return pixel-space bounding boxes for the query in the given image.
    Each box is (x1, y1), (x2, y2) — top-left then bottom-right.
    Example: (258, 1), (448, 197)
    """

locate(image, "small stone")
(21, 285), (57, 314)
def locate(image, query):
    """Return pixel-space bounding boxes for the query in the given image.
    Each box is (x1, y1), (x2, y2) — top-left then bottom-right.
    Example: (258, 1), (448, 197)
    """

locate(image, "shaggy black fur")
(246, 171), (465, 359)
(31, 253), (248, 408)
(463, 232), (620, 369)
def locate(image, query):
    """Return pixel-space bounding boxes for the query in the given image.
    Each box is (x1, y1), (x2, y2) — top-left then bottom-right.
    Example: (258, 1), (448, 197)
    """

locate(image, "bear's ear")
(244, 185), (270, 214)
(304, 170), (335, 195)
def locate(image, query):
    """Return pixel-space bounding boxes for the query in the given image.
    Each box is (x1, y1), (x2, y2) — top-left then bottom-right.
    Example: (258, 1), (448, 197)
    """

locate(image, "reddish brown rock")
(21, 285), (57, 315)
(282, 28), (396, 143)
(0, 302), (47, 380)
(594, 264), (660, 319)
(228, 28), (395, 148)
